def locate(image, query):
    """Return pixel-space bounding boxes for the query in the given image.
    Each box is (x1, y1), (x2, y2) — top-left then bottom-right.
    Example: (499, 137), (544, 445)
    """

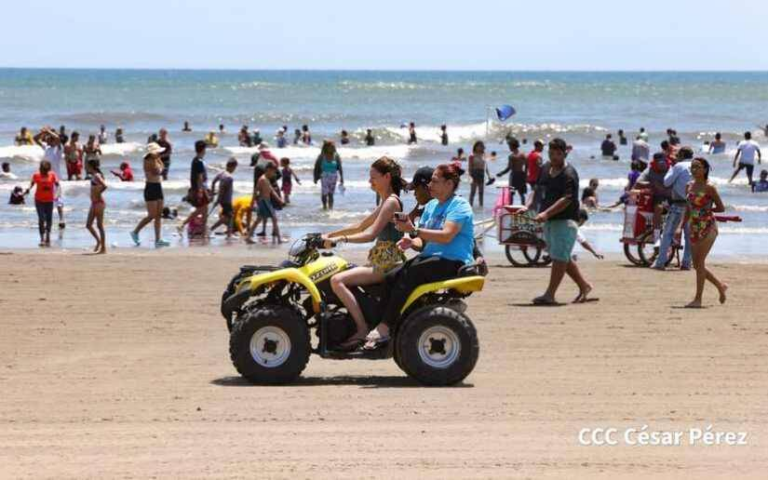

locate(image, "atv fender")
(245, 268), (323, 312)
(400, 276), (485, 313)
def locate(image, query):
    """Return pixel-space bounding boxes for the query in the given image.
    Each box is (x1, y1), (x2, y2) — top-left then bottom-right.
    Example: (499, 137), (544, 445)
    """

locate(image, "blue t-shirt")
(418, 195), (474, 264)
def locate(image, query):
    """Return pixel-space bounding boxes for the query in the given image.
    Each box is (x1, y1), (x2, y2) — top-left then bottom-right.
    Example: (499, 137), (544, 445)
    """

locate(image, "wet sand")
(1, 248), (767, 479)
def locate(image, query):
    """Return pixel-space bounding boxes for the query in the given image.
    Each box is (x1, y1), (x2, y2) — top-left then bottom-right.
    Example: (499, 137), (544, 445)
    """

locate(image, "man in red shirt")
(526, 139), (545, 189)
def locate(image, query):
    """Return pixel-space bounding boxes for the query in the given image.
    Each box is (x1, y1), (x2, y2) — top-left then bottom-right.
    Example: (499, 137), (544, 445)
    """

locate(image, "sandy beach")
(1, 247), (767, 479)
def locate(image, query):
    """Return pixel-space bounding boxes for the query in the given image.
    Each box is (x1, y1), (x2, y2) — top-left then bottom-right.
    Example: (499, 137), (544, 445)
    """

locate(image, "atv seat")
(458, 262), (488, 278)
(401, 275), (485, 313)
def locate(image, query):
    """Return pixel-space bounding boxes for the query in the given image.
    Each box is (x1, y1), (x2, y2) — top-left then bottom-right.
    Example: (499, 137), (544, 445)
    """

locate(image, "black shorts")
(511, 174), (527, 194)
(736, 163), (755, 178)
(220, 202), (233, 217)
(651, 195), (669, 207)
(470, 170), (485, 185)
(144, 182), (163, 202)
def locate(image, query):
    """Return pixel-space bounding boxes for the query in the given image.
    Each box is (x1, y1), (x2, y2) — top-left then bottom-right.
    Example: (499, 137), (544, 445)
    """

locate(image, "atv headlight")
(289, 238), (306, 257)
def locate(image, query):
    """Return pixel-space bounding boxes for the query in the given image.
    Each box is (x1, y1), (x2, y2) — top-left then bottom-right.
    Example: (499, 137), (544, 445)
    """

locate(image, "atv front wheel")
(229, 306), (310, 384)
(396, 306), (479, 386)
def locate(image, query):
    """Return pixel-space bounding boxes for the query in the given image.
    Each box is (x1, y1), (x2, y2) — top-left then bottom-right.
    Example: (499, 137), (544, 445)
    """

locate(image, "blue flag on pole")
(495, 105), (516, 122)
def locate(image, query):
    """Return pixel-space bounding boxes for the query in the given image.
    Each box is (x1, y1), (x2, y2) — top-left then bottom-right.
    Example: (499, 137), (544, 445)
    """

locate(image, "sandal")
(363, 330), (390, 351)
(336, 335), (366, 351)
(532, 295), (558, 306)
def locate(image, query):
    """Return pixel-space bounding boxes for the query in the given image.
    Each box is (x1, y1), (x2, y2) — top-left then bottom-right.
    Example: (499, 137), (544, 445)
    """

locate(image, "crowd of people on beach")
(5, 119), (766, 308)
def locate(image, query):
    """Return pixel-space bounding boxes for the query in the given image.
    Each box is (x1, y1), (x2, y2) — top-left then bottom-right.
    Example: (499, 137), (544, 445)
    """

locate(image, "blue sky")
(3, 0), (767, 70)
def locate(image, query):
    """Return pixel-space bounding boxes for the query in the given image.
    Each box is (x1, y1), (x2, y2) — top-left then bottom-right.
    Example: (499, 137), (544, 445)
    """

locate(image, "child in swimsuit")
(86, 159), (107, 254)
(246, 162), (284, 244)
(280, 157), (301, 204)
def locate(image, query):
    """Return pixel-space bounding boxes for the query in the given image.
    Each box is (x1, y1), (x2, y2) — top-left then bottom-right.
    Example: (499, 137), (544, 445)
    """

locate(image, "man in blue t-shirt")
(363, 164), (476, 350)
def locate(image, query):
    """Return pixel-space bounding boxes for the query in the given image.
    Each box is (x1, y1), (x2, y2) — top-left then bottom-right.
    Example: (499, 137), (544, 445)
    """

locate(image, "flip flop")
(363, 331), (391, 351)
(336, 336), (367, 352)
(532, 295), (559, 306)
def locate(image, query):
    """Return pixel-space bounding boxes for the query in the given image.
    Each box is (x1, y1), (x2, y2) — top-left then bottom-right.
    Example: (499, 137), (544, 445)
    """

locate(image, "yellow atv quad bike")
(220, 233), (486, 386)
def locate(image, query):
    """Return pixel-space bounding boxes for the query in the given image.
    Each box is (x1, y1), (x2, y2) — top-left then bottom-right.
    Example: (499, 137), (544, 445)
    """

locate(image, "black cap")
(406, 166), (434, 191)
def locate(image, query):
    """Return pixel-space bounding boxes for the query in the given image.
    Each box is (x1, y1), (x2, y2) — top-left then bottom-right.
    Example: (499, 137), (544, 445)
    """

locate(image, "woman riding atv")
(364, 163), (476, 350)
(321, 157), (408, 350)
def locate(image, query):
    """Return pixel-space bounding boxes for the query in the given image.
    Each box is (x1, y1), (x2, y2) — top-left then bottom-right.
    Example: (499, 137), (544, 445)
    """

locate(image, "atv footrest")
(321, 348), (392, 361)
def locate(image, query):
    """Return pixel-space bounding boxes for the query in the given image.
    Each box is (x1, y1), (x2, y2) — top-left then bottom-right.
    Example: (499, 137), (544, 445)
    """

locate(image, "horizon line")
(2, 66), (768, 74)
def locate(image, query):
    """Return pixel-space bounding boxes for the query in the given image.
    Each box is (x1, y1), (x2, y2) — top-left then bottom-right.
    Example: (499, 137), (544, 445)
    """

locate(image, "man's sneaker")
(155, 239), (171, 248)
(130, 231), (140, 246)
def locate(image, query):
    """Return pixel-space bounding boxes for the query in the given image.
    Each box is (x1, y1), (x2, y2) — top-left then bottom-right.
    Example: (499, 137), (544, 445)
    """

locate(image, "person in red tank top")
(526, 140), (545, 188)
(25, 160), (59, 246)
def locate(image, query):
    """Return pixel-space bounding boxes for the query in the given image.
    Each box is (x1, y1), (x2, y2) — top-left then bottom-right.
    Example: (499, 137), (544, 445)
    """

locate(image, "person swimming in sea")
(709, 132), (726, 154)
(365, 129), (375, 146)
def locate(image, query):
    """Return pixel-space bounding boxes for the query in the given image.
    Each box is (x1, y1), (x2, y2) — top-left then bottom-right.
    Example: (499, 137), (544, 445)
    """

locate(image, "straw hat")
(145, 142), (166, 155)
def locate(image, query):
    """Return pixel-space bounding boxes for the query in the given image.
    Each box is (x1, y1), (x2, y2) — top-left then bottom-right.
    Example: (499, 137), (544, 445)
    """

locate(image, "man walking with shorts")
(520, 138), (592, 305)
(729, 131), (762, 189)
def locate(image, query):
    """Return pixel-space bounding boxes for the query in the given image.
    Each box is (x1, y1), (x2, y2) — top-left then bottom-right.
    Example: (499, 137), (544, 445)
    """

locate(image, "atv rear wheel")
(396, 306), (479, 386)
(229, 305), (310, 385)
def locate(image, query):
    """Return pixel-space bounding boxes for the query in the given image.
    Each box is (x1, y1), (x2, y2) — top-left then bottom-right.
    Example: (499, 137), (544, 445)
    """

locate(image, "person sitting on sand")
(246, 162), (284, 244)
(753, 169), (768, 193)
(110, 162), (134, 181)
(581, 178), (600, 209)
(15, 127), (34, 146)
(85, 159), (107, 254)
(321, 157), (407, 351)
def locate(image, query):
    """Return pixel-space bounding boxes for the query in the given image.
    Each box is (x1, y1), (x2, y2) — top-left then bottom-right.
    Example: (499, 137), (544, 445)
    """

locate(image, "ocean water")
(1, 69), (767, 255)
